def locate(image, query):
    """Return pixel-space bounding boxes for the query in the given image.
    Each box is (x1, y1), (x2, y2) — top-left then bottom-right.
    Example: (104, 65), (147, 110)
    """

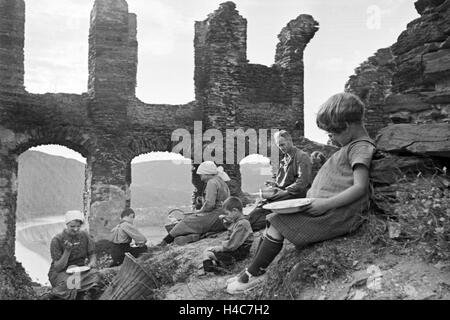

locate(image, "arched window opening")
(130, 152), (192, 246)
(239, 154), (272, 195)
(15, 145), (86, 285)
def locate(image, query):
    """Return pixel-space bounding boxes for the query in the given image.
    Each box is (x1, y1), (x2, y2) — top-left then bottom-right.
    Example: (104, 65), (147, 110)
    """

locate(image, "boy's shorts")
(213, 243), (252, 267)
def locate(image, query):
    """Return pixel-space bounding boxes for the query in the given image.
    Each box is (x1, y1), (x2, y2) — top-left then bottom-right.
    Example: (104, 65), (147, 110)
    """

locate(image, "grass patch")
(249, 170), (449, 300)
(370, 171), (450, 263)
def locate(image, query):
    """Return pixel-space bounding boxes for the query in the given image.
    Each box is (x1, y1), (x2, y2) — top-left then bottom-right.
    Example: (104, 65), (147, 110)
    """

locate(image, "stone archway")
(128, 152), (192, 243)
(0, 126), (95, 261)
(240, 154), (273, 194)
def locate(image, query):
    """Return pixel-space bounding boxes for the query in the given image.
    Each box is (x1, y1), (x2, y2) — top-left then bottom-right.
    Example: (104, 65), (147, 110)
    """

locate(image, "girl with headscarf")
(159, 161), (230, 246)
(48, 210), (103, 300)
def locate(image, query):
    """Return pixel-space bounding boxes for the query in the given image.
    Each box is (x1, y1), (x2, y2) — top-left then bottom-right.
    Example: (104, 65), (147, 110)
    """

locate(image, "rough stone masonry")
(0, 0), (318, 260)
(346, 0), (450, 157)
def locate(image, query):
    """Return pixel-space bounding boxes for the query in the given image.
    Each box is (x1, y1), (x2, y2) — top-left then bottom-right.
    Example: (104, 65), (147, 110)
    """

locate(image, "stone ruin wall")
(191, 2), (320, 200)
(346, 0), (450, 158)
(0, 0), (319, 260)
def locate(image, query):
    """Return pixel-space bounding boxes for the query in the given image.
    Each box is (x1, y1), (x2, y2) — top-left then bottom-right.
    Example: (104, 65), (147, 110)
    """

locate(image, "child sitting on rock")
(202, 197), (254, 274)
(110, 208), (148, 267)
(226, 92), (377, 294)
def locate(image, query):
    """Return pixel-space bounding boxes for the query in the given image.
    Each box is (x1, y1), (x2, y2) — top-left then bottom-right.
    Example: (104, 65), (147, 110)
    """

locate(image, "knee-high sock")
(253, 235), (264, 257)
(247, 234), (283, 276)
(253, 221), (272, 257)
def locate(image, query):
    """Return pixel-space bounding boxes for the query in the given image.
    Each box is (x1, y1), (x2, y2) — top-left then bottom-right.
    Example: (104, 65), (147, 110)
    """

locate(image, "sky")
(24, 0), (419, 162)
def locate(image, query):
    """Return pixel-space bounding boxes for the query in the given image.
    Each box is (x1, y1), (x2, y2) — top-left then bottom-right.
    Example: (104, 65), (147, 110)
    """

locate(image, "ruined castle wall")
(194, 1), (247, 130)
(88, 0), (137, 127)
(193, 3), (318, 197)
(345, 48), (397, 138)
(274, 15), (319, 139)
(128, 100), (197, 130)
(8, 94), (89, 129)
(0, 0), (24, 94)
(0, 154), (17, 260)
(241, 64), (287, 104)
(0, 0), (319, 259)
(193, 2), (248, 197)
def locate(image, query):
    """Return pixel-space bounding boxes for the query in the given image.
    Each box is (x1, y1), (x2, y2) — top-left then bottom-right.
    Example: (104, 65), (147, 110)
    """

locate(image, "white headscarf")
(65, 210), (85, 225)
(197, 161), (231, 182)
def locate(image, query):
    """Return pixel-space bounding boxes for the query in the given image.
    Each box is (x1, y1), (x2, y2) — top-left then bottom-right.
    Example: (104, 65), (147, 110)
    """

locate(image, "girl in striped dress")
(227, 92), (377, 294)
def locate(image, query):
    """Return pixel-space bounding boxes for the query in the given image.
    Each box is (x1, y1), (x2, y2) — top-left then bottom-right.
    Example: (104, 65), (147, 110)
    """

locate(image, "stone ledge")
(376, 123), (450, 157)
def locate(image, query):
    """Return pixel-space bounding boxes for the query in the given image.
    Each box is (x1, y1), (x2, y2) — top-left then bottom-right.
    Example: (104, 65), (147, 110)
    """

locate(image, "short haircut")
(273, 130), (292, 142)
(316, 92), (365, 133)
(222, 196), (243, 212)
(121, 208), (135, 218)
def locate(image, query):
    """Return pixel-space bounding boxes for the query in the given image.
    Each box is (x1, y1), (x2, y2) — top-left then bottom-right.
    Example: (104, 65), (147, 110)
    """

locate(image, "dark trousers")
(247, 193), (299, 231)
(110, 242), (148, 267)
(214, 243), (252, 267)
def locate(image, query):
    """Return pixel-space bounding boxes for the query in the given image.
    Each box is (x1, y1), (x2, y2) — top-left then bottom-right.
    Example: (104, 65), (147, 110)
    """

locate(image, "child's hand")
(304, 198), (331, 216)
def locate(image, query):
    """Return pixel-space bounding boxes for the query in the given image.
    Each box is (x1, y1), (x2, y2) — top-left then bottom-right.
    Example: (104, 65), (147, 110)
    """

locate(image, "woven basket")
(100, 253), (158, 300)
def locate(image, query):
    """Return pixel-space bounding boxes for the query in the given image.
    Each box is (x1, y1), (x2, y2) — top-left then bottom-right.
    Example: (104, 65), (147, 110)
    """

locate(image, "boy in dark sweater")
(202, 197), (254, 274)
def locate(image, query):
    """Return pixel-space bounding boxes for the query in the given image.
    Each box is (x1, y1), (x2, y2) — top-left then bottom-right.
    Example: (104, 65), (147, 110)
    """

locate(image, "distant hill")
(131, 161), (193, 209)
(17, 151), (85, 221)
(16, 151), (272, 222)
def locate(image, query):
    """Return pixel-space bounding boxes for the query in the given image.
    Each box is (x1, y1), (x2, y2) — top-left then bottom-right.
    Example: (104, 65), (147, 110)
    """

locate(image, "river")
(15, 216), (166, 286)
(15, 216), (65, 286)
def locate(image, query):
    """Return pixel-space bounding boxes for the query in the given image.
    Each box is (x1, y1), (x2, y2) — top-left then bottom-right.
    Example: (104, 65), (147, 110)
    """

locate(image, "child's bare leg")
(265, 224), (284, 241)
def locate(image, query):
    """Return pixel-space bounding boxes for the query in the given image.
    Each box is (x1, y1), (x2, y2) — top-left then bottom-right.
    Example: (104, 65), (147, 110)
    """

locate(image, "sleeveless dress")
(169, 175), (230, 237)
(267, 138), (376, 247)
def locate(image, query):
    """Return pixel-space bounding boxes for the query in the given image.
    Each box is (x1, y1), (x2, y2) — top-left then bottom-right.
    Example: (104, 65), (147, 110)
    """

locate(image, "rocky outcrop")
(370, 152), (436, 185)
(389, 0), (450, 127)
(346, 0), (450, 145)
(345, 48), (397, 138)
(295, 136), (337, 158)
(376, 123), (450, 158)
(415, 0), (447, 14)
